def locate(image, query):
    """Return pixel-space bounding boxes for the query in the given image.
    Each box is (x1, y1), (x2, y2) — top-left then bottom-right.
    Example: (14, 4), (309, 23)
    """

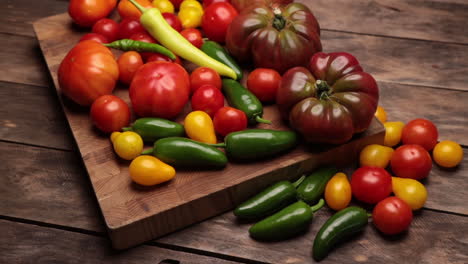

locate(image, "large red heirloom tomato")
(129, 62), (190, 119)
(225, 2), (321, 74)
(276, 52), (379, 144)
(58, 40), (119, 106)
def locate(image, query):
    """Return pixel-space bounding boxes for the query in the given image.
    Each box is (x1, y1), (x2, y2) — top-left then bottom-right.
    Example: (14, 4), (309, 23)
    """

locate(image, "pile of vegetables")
(60, 0), (463, 260)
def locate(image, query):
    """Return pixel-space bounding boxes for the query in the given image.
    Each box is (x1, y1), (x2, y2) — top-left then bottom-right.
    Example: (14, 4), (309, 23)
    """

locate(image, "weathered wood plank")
(0, 81), (74, 150)
(0, 220), (236, 264)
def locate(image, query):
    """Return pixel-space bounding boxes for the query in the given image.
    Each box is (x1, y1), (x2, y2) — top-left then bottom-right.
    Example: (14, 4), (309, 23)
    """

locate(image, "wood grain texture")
(0, 220), (236, 264)
(300, 0), (468, 44)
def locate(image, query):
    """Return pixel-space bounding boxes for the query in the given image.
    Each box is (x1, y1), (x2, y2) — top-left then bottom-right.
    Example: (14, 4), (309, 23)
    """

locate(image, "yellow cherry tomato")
(383, 121), (405, 147)
(111, 131), (144, 160)
(433, 140), (464, 168)
(152, 0), (175, 13)
(324, 172), (352, 211)
(359, 144), (394, 168)
(184, 111), (217, 144)
(130, 155), (176, 186)
(392, 177), (427, 210)
(180, 0), (203, 12)
(178, 6), (203, 28)
(375, 106), (387, 123)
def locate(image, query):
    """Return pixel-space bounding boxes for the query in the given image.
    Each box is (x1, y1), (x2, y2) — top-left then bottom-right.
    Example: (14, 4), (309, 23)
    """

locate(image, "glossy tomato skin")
(202, 3), (238, 43)
(226, 3), (320, 73)
(203, 0), (231, 8)
(277, 52), (379, 144)
(118, 19), (146, 39)
(231, 0), (292, 12)
(391, 145), (432, 180)
(146, 53), (182, 65)
(79, 33), (109, 44)
(90, 95), (131, 133)
(190, 67), (222, 93)
(180, 28), (203, 49)
(247, 68), (281, 103)
(351, 166), (392, 204)
(213, 106), (248, 136)
(191, 85), (225, 118)
(117, 51), (144, 85)
(129, 62), (190, 119)
(401, 119), (438, 151)
(162, 12), (183, 32)
(58, 40), (119, 106)
(92, 18), (119, 42)
(373, 197), (413, 235)
(68, 0), (117, 27)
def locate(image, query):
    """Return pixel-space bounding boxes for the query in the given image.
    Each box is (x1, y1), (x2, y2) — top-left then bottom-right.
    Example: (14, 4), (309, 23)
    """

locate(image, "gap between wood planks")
(0, 215), (265, 264)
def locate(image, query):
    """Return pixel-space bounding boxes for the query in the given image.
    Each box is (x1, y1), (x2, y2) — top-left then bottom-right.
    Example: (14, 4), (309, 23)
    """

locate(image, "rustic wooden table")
(1, 0), (467, 263)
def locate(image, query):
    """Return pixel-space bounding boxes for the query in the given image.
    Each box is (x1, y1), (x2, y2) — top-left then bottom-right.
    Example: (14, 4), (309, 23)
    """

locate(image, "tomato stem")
(310, 198), (325, 213)
(272, 8), (286, 31)
(315, 80), (331, 100)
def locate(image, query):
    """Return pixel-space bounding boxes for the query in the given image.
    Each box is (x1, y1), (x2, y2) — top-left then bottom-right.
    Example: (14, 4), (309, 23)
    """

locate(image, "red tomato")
(146, 53), (183, 65)
(130, 32), (158, 61)
(213, 107), (248, 136)
(117, 51), (144, 85)
(247, 68), (281, 102)
(118, 18), (145, 39)
(401, 118), (438, 151)
(191, 85), (225, 117)
(90, 95), (131, 133)
(180, 28), (204, 49)
(350, 166), (392, 204)
(203, 0), (231, 8)
(68, 0), (116, 27)
(118, 0), (153, 20)
(170, 0), (184, 9)
(190, 67), (222, 93)
(58, 40), (119, 106)
(129, 62), (190, 118)
(202, 2), (238, 43)
(92, 18), (120, 42)
(79, 33), (109, 44)
(373, 197), (413, 235)
(390, 145), (432, 180)
(162, 13), (183, 32)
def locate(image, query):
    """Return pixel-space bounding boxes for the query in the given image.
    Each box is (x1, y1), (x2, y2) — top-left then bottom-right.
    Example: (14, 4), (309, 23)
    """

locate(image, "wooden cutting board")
(33, 12), (384, 250)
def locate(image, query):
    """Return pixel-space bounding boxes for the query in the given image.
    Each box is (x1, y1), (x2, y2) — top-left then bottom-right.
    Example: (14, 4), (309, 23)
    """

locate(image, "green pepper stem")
(255, 116), (272, 124)
(367, 213), (372, 218)
(141, 148), (154, 155)
(209, 143), (226, 148)
(128, 0), (147, 13)
(310, 199), (325, 213)
(292, 175), (306, 188)
(121, 127), (132, 132)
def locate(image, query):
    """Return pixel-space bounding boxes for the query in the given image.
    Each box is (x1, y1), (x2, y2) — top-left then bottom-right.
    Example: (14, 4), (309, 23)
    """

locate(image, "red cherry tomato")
(169, 0), (184, 9)
(350, 166), (392, 204)
(162, 13), (183, 32)
(90, 95), (131, 133)
(129, 62), (190, 119)
(180, 28), (204, 49)
(191, 85), (225, 117)
(92, 18), (119, 42)
(117, 51), (144, 85)
(202, 2), (238, 43)
(213, 106), (248, 136)
(146, 54), (183, 65)
(79, 33), (109, 44)
(203, 0), (231, 8)
(247, 68), (281, 103)
(130, 32), (158, 61)
(401, 118), (438, 151)
(190, 67), (222, 93)
(390, 144), (432, 180)
(118, 18), (145, 39)
(373, 197), (413, 235)
(68, 0), (117, 27)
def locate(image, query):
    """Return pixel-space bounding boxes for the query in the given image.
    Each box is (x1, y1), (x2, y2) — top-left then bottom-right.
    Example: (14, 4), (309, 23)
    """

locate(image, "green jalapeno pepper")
(104, 39), (176, 59)
(249, 199), (324, 241)
(211, 129), (297, 160)
(201, 41), (243, 81)
(222, 79), (270, 124)
(234, 175), (305, 219)
(122, 117), (185, 142)
(296, 167), (339, 204)
(142, 137), (227, 168)
(313, 206), (369, 261)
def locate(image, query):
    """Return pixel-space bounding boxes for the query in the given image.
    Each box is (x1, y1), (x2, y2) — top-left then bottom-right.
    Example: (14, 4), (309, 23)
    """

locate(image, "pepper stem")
(121, 127), (132, 132)
(367, 213), (372, 218)
(292, 175), (306, 188)
(128, 0), (147, 13)
(255, 116), (272, 124)
(315, 80), (331, 100)
(209, 143), (227, 148)
(310, 199), (325, 213)
(141, 148), (154, 155)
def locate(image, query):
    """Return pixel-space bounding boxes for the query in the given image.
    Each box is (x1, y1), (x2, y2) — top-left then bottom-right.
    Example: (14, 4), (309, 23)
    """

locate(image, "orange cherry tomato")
(117, 51), (144, 85)
(324, 172), (352, 211)
(383, 121), (405, 147)
(374, 106), (387, 123)
(359, 144), (394, 168)
(433, 140), (464, 168)
(118, 0), (154, 20)
(68, 0), (117, 27)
